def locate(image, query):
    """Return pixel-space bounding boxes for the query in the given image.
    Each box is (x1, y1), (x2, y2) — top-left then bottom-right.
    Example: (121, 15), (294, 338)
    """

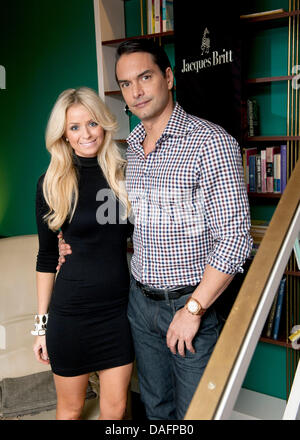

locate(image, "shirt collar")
(126, 102), (192, 149)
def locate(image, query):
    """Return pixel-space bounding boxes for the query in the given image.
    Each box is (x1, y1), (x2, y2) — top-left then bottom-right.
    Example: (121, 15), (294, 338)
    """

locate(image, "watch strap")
(185, 296), (207, 317)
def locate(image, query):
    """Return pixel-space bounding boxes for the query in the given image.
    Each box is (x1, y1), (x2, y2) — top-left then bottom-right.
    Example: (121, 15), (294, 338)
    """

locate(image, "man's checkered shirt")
(126, 103), (253, 288)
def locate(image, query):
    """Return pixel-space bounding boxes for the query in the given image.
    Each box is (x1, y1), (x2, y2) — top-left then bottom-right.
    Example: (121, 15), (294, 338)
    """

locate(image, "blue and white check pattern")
(126, 103), (253, 288)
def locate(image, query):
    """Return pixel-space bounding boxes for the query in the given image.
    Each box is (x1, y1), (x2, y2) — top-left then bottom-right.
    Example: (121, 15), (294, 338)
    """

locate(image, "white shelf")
(93, 0), (130, 139)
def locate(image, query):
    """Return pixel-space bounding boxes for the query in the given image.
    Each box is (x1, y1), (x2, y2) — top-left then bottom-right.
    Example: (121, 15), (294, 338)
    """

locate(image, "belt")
(134, 279), (198, 301)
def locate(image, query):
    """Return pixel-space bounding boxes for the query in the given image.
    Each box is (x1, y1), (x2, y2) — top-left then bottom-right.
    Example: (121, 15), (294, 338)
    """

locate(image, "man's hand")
(56, 231), (72, 271)
(166, 307), (201, 357)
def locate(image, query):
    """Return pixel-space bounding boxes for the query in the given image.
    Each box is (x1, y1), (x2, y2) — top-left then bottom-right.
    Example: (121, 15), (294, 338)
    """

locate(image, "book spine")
(166, 0), (174, 31)
(245, 148), (257, 192)
(261, 150), (266, 193)
(273, 153), (281, 193)
(249, 155), (256, 192)
(247, 98), (259, 137)
(152, 0), (155, 33)
(255, 155), (261, 192)
(247, 99), (254, 137)
(280, 144), (287, 193)
(266, 293), (279, 338)
(162, 0), (167, 32)
(252, 99), (259, 136)
(266, 147), (274, 192)
(276, 153), (281, 192)
(272, 278), (286, 340)
(154, 0), (161, 33)
(147, 0), (153, 34)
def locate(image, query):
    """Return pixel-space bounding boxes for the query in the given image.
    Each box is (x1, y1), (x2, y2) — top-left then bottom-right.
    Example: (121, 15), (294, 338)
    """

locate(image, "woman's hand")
(33, 335), (50, 365)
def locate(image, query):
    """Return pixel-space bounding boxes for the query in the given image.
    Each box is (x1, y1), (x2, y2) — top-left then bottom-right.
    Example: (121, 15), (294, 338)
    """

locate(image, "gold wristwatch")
(185, 296), (207, 317)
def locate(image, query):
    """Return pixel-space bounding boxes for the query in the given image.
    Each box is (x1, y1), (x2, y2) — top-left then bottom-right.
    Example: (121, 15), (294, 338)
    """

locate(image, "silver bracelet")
(31, 313), (49, 336)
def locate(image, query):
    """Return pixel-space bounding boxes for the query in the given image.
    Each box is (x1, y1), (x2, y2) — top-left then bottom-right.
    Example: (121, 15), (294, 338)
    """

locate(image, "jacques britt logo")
(181, 27), (233, 73)
(201, 28), (210, 55)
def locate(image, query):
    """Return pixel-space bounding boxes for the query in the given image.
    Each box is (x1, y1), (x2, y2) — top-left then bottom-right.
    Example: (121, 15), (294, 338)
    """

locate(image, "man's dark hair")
(115, 38), (172, 79)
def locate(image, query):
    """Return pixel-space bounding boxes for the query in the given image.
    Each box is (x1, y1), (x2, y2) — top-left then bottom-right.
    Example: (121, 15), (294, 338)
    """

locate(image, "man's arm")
(167, 130), (253, 356)
(166, 265), (233, 356)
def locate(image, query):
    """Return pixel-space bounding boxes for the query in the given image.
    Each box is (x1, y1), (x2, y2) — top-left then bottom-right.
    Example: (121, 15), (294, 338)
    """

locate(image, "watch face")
(188, 299), (200, 313)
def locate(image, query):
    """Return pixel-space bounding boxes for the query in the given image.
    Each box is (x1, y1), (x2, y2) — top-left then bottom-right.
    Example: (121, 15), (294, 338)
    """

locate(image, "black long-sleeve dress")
(35, 153), (134, 377)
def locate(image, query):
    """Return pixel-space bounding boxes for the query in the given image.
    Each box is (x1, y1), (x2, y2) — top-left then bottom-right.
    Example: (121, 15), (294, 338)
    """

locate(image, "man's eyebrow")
(117, 69), (153, 84)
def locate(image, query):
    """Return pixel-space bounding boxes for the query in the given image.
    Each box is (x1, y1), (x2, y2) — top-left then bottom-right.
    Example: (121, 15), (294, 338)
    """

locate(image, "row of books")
(243, 145), (287, 193)
(263, 277), (286, 341)
(147, 0), (174, 34)
(251, 220), (300, 267)
(250, 219), (269, 257)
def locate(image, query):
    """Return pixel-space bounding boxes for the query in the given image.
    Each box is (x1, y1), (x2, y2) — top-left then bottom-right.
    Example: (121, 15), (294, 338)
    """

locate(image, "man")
(59, 39), (252, 420)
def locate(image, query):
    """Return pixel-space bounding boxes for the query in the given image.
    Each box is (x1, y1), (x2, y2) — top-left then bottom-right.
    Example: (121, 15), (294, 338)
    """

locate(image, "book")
(249, 155), (256, 192)
(147, 0), (154, 34)
(154, 0), (161, 33)
(250, 219), (269, 255)
(272, 277), (286, 340)
(244, 147), (257, 192)
(165, 0), (174, 31)
(247, 98), (259, 137)
(162, 0), (167, 32)
(273, 153), (281, 193)
(266, 146), (280, 192)
(266, 292), (279, 338)
(280, 144), (287, 193)
(261, 150), (267, 193)
(255, 154), (262, 192)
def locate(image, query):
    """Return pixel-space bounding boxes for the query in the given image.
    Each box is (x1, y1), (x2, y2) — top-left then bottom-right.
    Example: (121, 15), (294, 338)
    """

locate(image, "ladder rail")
(185, 157), (300, 420)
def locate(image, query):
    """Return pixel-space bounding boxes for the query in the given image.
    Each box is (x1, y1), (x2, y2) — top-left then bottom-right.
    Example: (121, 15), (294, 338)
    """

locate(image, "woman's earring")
(124, 104), (132, 116)
(65, 138), (69, 142)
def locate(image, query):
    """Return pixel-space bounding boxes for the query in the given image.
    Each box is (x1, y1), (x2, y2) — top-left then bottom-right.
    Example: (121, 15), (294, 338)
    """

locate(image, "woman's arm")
(33, 176), (59, 365)
(36, 272), (55, 315)
(33, 272), (55, 365)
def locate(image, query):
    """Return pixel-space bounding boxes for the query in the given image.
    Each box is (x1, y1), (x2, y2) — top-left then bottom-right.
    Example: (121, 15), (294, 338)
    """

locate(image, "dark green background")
(0, 0), (98, 237)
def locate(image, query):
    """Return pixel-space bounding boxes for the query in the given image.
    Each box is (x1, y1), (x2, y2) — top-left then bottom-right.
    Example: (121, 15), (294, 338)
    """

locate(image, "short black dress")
(35, 154), (134, 377)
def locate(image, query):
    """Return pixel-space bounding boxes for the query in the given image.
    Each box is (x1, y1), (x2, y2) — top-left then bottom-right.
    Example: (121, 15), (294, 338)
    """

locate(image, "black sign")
(174, 1), (242, 142)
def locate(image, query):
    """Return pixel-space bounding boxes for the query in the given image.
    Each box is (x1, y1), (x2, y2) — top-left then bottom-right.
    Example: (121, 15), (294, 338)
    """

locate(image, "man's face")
(116, 52), (173, 123)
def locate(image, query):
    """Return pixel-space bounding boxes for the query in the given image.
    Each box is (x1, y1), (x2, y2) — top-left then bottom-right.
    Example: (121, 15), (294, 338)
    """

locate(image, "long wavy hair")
(43, 87), (130, 231)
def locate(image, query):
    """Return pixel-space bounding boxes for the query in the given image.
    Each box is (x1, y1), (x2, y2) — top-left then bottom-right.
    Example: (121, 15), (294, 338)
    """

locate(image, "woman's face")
(64, 104), (104, 158)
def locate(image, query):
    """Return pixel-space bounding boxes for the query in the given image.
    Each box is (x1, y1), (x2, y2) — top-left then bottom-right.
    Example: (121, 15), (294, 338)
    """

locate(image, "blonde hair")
(43, 87), (130, 231)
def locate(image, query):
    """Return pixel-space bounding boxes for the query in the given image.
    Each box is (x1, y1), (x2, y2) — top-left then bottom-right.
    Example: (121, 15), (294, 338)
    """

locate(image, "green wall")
(0, 0), (98, 236)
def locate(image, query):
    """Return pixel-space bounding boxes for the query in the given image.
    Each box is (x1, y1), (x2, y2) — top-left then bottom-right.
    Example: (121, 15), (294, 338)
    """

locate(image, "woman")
(32, 87), (134, 420)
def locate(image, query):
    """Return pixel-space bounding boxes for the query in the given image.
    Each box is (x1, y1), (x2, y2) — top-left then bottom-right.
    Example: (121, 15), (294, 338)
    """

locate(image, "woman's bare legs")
(53, 373), (90, 420)
(98, 362), (133, 420)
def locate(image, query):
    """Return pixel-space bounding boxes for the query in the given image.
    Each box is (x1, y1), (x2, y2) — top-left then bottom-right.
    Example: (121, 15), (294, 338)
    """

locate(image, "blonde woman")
(32, 87), (134, 420)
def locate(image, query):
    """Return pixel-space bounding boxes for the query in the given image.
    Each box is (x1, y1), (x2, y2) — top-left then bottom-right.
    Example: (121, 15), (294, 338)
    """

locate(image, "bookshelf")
(94, 0), (174, 144)
(241, 1), (300, 395)
(102, 30), (174, 46)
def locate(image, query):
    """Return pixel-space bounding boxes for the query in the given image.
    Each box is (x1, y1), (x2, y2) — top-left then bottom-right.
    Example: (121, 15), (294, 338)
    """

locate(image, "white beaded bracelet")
(31, 314), (49, 336)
